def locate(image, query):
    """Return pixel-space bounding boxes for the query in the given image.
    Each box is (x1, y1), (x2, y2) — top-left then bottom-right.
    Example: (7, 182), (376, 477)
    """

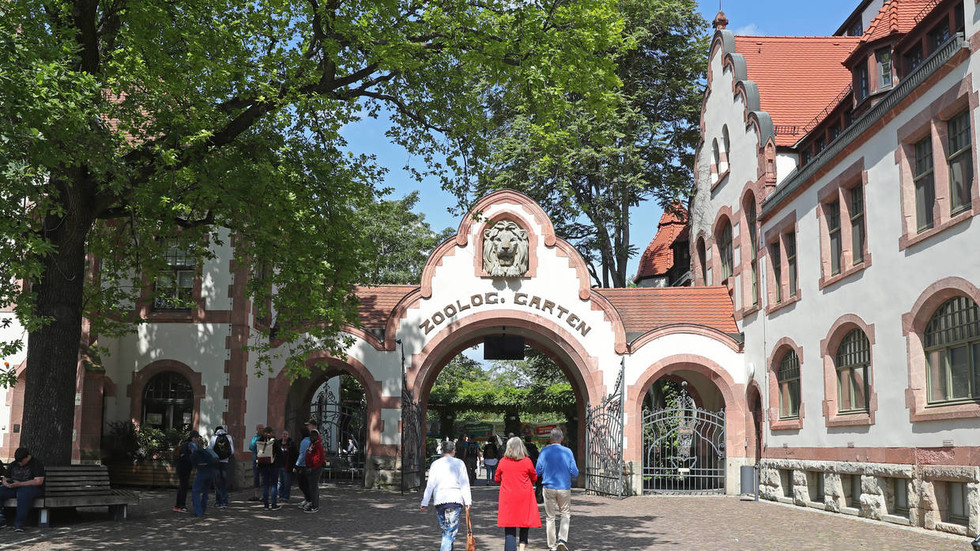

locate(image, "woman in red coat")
(494, 437), (542, 551)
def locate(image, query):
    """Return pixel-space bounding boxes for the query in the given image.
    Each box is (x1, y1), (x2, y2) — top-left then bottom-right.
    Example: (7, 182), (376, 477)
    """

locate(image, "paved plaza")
(2, 481), (974, 551)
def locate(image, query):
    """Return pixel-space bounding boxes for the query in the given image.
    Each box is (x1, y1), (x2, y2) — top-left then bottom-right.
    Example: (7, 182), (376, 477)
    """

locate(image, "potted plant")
(104, 421), (184, 487)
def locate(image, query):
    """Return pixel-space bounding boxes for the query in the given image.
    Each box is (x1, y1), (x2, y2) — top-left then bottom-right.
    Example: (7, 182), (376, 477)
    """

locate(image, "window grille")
(924, 296), (980, 403)
(778, 349), (800, 418)
(835, 329), (870, 413)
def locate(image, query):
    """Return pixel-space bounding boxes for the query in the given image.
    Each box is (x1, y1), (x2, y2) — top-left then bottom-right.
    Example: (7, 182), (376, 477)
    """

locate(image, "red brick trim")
(902, 277), (980, 422)
(420, 239), (458, 300)
(819, 314), (877, 427)
(815, 159), (873, 289)
(764, 445), (980, 466)
(767, 337), (805, 431)
(127, 359), (205, 430)
(456, 190), (557, 248)
(629, 324), (742, 354)
(626, 354), (746, 463)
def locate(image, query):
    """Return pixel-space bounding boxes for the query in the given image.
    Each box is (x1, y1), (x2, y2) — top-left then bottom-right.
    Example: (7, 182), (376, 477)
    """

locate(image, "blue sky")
(341, 1), (864, 281)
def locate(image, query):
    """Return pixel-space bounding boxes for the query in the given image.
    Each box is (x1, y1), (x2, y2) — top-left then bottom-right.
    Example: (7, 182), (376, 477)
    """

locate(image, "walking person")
(278, 430), (296, 502)
(257, 426), (283, 510)
(174, 430), (201, 512)
(536, 428), (578, 551)
(208, 426), (234, 507)
(248, 423), (265, 501)
(190, 442), (218, 516)
(295, 426), (312, 508)
(299, 417), (325, 513)
(0, 447), (45, 532)
(420, 440), (472, 551)
(483, 437), (499, 485)
(494, 437), (541, 551)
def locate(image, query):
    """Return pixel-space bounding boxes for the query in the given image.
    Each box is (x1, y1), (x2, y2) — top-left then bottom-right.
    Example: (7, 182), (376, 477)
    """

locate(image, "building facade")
(691, 0), (979, 537)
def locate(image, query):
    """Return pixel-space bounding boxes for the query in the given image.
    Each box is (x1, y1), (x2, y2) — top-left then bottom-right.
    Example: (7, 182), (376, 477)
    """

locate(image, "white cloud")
(733, 23), (764, 35)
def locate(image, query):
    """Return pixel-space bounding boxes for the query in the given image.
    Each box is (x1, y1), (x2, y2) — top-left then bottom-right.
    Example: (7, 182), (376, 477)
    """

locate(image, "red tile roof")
(635, 206), (688, 281)
(354, 285), (416, 329)
(735, 36), (860, 146)
(859, 0), (931, 45)
(596, 286), (738, 335)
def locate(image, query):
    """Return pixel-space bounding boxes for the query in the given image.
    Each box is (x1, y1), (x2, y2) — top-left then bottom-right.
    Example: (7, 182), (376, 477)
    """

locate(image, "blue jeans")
(192, 469), (213, 516)
(0, 485), (40, 529)
(436, 503), (462, 551)
(278, 468), (291, 500)
(261, 465), (280, 507)
(504, 527), (529, 551)
(213, 462), (229, 506)
(252, 458), (260, 491)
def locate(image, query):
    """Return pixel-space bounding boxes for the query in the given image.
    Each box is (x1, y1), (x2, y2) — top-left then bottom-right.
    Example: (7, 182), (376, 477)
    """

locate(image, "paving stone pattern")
(3, 482), (973, 550)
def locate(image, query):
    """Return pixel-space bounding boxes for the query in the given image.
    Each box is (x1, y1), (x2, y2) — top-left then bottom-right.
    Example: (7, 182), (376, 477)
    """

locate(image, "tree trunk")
(21, 178), (94, 466)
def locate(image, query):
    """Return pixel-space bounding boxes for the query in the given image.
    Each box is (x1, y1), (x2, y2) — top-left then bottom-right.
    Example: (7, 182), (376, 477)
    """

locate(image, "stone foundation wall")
(759, 458), (980, 537)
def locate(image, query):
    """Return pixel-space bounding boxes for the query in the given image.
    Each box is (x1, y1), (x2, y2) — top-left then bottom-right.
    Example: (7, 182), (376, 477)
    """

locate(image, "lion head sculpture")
(483, 220), (529, 277)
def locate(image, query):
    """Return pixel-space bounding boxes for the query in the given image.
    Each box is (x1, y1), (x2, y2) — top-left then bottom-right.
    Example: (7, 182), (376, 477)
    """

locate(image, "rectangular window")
(892, 478), (910, 516)
(948, 482), (968, 525)
(807, 471), (825, 502)
(828, 200), (842, 275)
(844, 474), (862, 508)
(815, 136), (826, 154)
(856, 65), (869, 102)
(786, 232), (797, 297)
(771, 242), (782, 303)
(153, 243), (195, 311)
(850, 186), (865, 265)
(947, 110), (973, 215)
(748, 207), (759, 307)
(780, 469), (794, 498)
(905, 44), (923, 74)
(929, 24), (951, 51)
(877, 49), (892, 89)
(829, 123), (841, 141)
(800, 148), (812, 166)
(913, 137), (936, 231)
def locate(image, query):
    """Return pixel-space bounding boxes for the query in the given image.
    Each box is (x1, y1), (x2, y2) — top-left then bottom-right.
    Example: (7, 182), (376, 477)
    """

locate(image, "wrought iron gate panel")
(585, 362), (625, 498)
(400, 375), (425, 493)
(642, 386), (726, 495)
(308, 386), (367, 455)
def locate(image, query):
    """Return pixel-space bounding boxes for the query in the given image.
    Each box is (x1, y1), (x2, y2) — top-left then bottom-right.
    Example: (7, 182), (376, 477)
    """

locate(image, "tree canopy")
(0, 0), (623, 463)
(360, 192), (454, 285)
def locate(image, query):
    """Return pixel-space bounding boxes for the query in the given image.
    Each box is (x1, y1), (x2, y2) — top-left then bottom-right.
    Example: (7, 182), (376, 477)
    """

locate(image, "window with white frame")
(924, 296), (980, 403)
(153, 242), (195, 311)
(876, 49), (892, 89)
(947, 109), (973, 215)
(778, 349), (801, 419)
(836, 329), (870, 413)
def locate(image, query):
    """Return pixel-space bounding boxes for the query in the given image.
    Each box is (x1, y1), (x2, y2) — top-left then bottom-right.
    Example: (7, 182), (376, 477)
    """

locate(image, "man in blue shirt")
(535, 428), (578, 551)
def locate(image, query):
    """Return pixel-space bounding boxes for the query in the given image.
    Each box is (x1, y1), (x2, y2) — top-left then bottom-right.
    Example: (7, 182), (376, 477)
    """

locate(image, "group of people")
(174, 417), (328, 516)
(423, 428), (578, 551)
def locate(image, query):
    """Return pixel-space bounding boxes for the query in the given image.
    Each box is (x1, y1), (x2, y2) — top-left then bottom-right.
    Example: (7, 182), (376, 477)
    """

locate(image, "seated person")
(0, 447), (45, 532)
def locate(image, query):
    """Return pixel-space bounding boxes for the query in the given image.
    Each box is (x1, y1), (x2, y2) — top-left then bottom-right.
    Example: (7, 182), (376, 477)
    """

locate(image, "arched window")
(744, 194), (759, 306)
(721, 125), (731, 173)
(142, 371), (194, 431)
(718, 220), (733, 281)
(925, 296), (980, 403)
(778, 349), (801, 419)
(711, 138), (721, 184)
(836, 329), (870, 413)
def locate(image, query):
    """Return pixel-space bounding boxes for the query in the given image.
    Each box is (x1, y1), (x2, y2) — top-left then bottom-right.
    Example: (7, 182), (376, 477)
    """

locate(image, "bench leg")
(39, 508), (49, 530)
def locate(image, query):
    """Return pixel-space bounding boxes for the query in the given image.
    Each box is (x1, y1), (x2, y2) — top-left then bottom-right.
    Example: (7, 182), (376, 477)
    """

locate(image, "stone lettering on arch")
(483, 220), (529, 277)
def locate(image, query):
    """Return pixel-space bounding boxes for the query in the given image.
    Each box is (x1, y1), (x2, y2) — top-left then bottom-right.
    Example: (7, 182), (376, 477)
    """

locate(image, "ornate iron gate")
(584, 361), (625, 498)
(642, 384), (726, 495)
(286, 383), (367, 457)
(400, 343), (425, 493)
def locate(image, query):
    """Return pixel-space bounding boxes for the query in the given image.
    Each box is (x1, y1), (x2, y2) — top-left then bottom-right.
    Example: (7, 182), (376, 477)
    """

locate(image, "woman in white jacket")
(420, 440), (473, 551)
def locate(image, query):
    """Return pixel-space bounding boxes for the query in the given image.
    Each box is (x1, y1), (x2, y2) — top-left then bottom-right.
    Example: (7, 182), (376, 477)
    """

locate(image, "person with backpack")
(190, 440), (219, 516)
(248, 423), (265, 502)
(174, 430), (201, 512)
(256, 426), (284, 510)
(208, 425), (234, 508)
(299, 417), (325, 513)
(483, 437), (499, 485)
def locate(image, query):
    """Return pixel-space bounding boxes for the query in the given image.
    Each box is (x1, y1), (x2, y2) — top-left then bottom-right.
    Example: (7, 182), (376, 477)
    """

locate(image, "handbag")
(256, 438), (274, 465)
(465, 507), (477, 551)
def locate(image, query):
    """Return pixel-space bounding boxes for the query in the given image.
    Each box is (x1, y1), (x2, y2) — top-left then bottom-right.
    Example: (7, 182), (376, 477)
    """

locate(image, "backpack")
(306, 435), (326, 470)
(175, 440), (193, 465)
(213, 434), (232, 460)
(256, 438), (275, 465)
(193, 447), (219, 467)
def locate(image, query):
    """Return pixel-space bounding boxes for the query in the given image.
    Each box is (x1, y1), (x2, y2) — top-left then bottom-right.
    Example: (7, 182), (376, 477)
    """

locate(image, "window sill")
(825, 411), (873, 427)
(818, 254), (873, 290)
(710, 169), (730, 192)
(899, 205), (976, 250)
(907, 391), (980, 422)
(766, 292), (802, 316)
(770, 415), (804, 431)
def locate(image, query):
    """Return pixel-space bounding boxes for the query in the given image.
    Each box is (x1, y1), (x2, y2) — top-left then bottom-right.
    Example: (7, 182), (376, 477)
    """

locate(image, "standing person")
(301, 417), (325, 513)
(464, 435), (480, 484)
(190, 440), (219, 516)
(523, 434), (541, 502)
(208, 425), (234, 508)
(535, 428), (579, 551)
(494, 437), (541, 551)
(483, 437), (499, 485)
(420, 440), (472, 551)
(248, 424), (265, 501)
(257, 426), (283, 510)
(174, 430), (201, 512)
(278, 430), (296, 502)
(294, 426), (312, 508)
(0, 447), (45, 532)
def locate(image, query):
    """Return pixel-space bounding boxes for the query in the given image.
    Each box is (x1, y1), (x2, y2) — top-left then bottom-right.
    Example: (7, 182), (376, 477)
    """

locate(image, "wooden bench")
(2, 465), (140, 529)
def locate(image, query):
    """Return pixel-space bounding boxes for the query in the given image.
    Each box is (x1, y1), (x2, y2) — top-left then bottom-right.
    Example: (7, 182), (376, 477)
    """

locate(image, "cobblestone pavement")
(2, 481), (973, 550)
